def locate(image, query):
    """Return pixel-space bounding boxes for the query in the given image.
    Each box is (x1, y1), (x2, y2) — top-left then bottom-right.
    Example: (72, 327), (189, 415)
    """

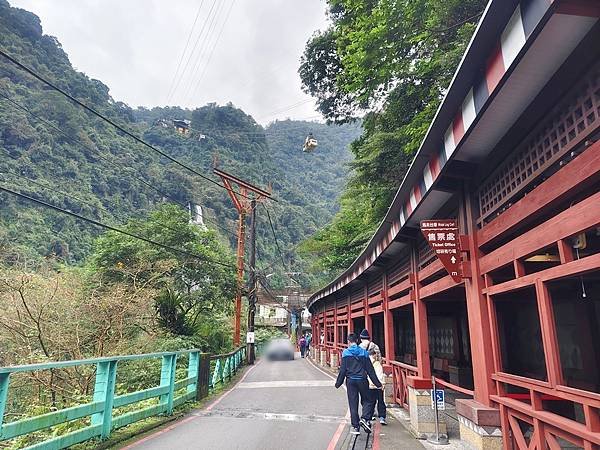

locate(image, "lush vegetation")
(0, 2), (360, 444)
(298, 0), (486, 279)
(0, 205), (235, 448)
(0, 0), (360, 286)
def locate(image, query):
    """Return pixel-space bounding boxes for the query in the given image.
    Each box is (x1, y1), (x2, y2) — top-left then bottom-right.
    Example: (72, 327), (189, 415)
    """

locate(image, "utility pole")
(214, 167), (271, 348)
(247, 198), (257, 364)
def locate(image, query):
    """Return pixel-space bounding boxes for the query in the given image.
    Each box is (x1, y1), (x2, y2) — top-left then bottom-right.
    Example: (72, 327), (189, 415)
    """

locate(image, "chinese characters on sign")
(420, 219), (462, 282)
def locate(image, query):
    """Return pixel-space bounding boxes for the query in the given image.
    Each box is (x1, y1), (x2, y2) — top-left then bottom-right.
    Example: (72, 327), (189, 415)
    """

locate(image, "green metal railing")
(0, 346), (247, 450)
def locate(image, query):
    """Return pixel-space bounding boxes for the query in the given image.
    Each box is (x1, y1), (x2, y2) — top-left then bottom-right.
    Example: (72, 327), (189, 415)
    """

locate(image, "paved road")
(124, 355), (350, 450)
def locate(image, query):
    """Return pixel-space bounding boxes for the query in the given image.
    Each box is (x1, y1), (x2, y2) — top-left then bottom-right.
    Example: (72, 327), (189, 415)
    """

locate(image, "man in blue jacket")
(335, 332), (382, 435)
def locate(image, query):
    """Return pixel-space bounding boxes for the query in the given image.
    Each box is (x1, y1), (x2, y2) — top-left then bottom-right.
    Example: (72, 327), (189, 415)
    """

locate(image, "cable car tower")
(214, 166), (272, 347)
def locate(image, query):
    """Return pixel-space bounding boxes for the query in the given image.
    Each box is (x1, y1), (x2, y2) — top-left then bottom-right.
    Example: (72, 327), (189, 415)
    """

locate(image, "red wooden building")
(308, 1), (600, 448)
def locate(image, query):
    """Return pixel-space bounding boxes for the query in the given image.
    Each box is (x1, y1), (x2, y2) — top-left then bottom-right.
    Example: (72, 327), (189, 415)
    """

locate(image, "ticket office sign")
(420, 220), (462, 282)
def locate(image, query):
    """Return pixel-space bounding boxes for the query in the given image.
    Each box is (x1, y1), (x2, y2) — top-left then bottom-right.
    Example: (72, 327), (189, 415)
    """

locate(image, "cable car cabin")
(303, 134), (318, 153)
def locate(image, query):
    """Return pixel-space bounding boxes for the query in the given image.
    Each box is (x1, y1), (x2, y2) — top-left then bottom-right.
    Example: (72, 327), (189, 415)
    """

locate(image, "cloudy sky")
(9, 0), (329, 125)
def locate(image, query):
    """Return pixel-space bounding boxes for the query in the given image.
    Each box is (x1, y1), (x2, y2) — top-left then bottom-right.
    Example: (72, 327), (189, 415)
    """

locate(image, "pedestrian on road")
(299, 335), (307, 358)
(359, 329), (387, 425)
(305, 332), (312, 358)
(335, 332), (382, 435)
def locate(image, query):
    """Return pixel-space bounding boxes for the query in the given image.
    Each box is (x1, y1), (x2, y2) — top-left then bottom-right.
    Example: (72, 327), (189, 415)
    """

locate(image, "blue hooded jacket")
(335, 344), (382, 388)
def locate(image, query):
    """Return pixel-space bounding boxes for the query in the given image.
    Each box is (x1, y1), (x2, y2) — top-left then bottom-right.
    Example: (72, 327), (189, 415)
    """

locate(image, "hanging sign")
(420, 220), (462, 282)
(246, 332), (255, 344)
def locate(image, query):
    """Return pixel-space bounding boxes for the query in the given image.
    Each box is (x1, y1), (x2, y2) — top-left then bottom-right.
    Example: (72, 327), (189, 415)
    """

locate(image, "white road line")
(237, 380), (334, 389)
(192, 410), (346, 424)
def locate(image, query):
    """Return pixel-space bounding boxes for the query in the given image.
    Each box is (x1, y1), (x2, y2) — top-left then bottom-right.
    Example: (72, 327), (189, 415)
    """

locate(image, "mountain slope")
(0, 0), (359, 285)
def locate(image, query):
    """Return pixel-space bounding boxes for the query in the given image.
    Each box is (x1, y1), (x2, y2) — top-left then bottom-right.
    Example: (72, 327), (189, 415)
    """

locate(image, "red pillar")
(382, 272), (396, 361)
(333, 298), (339, 348)
(347, 292), (351, 341)
(411, 244), (431, 379)
(463, 189), (496, 405)
(364, 284), (372, 333)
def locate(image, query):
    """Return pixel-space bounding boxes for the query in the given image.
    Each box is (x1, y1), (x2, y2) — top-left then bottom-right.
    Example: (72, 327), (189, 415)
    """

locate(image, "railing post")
(91, 360), (118, 440)
(197, 353), (210, 399)
(159, 354), (177, 415)
(187, 352), (199, 396)
(0, 373), (10, 435)
(211, 358), (221, 389)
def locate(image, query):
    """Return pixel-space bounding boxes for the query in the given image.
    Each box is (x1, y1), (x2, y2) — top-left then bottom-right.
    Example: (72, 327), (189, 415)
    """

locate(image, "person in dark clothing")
(359, 329), (387, 425)
(335, 333), (382, 435)
(299, 335), (307, 358)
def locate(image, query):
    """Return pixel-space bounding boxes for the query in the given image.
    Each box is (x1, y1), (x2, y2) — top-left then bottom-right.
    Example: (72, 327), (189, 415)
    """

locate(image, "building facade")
(308, 1), (599, 448)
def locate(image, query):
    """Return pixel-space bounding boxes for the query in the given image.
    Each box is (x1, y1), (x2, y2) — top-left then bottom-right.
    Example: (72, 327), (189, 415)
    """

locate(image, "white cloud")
(8, 0), (329, 124)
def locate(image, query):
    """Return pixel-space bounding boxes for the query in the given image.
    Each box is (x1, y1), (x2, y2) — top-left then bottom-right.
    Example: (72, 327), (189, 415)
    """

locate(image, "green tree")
(299, 0), (485, 275)
(91, 204), (236, 337)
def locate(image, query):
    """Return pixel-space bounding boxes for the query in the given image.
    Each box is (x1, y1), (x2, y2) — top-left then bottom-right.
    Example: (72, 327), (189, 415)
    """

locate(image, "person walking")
(358, 329), (387, 425)
(305, 332), (312, 358)
(335, 333), (382, 435)
(299, 334), (307, 358)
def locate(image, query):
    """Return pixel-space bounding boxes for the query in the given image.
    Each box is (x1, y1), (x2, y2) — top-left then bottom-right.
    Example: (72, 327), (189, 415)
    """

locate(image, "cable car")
(302, 133), (318, 153)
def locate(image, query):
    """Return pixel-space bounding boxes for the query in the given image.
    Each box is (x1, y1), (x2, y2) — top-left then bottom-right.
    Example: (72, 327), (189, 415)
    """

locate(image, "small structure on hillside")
(173, 119), (191, 135)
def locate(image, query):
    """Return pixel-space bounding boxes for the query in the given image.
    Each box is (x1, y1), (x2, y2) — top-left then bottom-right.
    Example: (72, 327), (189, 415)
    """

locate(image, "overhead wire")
(256, 99), (314, 120)
(0, 48), (254, 200)
(179, 0), (228, 103)
(0, 91), (239, 238)
(165, 0), (206, 103)
(167, 0), (219, 104)
(0, 166), (220, 241)
(257, 276), (292, 313)
(0, 185), (238, 269)
(178, 0), (226, 103)
(261, 203), (288, 271)
(189, 0), (237, 101)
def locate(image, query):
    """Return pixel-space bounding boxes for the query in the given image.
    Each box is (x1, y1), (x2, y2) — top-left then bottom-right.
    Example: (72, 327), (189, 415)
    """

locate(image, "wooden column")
(463, 188), (496, 405)
(364, 284), (373, 333)
(411, 244), (431, 379)
(382, 272), (396, 361)
(333, 298), (339, 348)
(347, 292), (351, 338)
(535, 279), (563, 386)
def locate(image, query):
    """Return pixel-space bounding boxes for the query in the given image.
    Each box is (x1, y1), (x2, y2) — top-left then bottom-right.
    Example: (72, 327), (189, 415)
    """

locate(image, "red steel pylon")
(213, 167), (271, 347)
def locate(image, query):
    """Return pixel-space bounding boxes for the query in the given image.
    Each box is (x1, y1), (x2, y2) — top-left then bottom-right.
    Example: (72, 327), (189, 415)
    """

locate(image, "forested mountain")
(0, 0), (359, 287)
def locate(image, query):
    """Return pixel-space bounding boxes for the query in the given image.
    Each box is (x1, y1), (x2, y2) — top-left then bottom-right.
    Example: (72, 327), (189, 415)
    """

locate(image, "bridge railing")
(209, 347), (247, 391)
(0, 346), (247, 450)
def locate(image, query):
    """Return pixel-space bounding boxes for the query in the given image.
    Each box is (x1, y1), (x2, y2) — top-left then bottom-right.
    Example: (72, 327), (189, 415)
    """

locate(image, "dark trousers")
(300, 346), (306, 357)
(368, 388), (386, 419)
(346, 379), (374, 428)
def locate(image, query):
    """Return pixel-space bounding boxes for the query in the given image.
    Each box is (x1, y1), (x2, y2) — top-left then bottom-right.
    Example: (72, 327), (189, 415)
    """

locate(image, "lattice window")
(478, 61), (600, 225)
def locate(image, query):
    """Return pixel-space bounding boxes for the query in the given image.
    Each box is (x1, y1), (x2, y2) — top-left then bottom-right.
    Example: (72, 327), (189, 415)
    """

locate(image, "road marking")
(327, 411), (350, 450)
(205, 359), (262, 412)
(237, 380), (333, 389)
(372, 421), (381, 450)
(193, 410), (346, 424)
(122, 361), (261, 449)
(305, 358), (356, 450)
